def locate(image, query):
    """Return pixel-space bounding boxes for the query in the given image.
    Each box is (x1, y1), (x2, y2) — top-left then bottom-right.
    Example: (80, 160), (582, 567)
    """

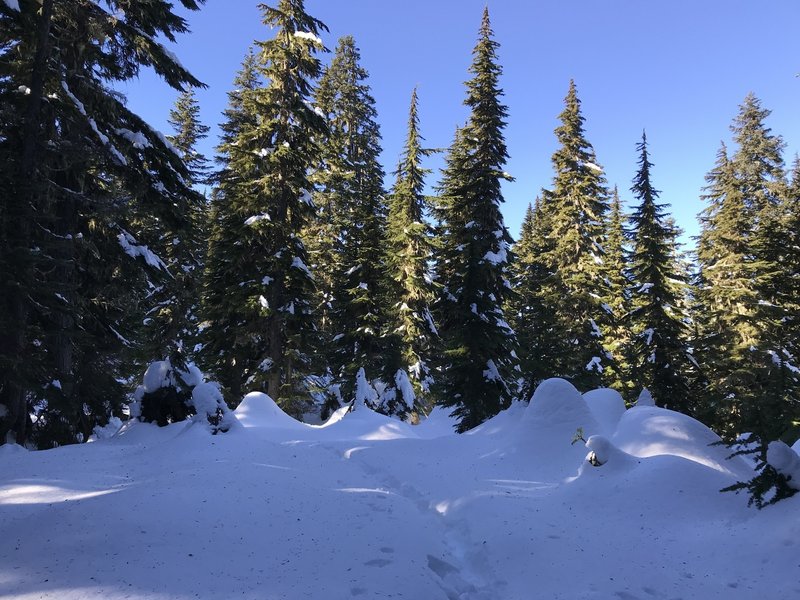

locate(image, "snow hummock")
(636, 387), (655, 406)
(583, 387), (626, 436)
(767, 441), (800, 488)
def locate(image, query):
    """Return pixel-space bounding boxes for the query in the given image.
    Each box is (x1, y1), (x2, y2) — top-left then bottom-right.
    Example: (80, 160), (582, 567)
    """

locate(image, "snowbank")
(613, 405), (753, 478)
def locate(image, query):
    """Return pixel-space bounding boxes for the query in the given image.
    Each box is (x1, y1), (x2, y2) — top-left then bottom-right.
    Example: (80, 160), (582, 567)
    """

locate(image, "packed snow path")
(1, 381), (799, 599)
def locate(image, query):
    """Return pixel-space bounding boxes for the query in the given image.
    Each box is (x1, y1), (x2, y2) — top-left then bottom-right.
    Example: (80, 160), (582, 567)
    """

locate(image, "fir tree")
(603, 186), (634, 396)
(626, 132), (694, 412)
(201, 52), (261, 402)
(0, 0), (205, 447)
(539, 80), (613, 390)
(139, 88), (211, 376)
(385, 87), (438, 413)
(696, 95), (790, 443)
(434, 8), (517, 432)
(311, 35), (389, 408)
(510, 199), (557, 400)
(202, 1), (327, 415)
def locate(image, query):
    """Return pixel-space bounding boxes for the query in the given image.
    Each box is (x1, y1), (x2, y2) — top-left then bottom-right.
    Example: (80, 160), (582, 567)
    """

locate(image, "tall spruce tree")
(696, 95), (792, 444)
(385, 87), (438, 412)
(603, 186), (634, 397)
(539, 80), (613, 390)
(510, 199), (557, 400)
(311, 35), (389, 408)
(201, 52), (261, 402)
(201, 1), (327, 415)
(138, 88), (211, 375)
(434, 8), (517, 432)
(626, 133), (694, 412)
(0, 0), (205, 447)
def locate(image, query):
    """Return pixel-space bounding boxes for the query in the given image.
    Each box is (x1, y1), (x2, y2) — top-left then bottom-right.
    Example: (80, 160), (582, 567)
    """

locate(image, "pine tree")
(384, 87), (438, 413)
(201, 52), (260, 401)
(434, 8), (517, 432)
(539, 80), (613, 390)
(696, 94), (793, 447)
(201, 1), (327, 416)
(0, 0), (205, 447)
(139, 88), (211, 376)
(602, 186), (634, 397)
(310, 35), (389, 408)
(510, 199), (557, 400)
(626, 132), (694, 412)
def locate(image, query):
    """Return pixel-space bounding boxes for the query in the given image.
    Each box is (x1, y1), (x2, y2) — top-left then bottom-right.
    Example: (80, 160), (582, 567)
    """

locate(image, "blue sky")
(121, 0), (800, 246)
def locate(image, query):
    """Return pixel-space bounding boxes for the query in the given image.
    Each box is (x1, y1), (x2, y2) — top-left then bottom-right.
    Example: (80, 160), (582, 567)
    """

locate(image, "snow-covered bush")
(722, 435), (799, 508)
(133, 360), (234, 433)
(135, 359), (193, 426)
(191, 382), (237, 434)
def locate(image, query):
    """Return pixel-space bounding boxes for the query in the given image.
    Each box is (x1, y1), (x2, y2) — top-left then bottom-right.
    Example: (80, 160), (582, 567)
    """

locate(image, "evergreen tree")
(696, 94), (794, 446)
(201, 0), (327, 415)
(139, 88), (211, 375)
(626, 133), (694, 412)
(434, 9), (517, 432)
(310, 35), (389, 408)
(384, 87), (438, 413)
(201, 52), (261, 401)
(602, 186), (634, 397)
(0, 0), (205, 447)
(539, 80), (613, 390)
(510, 199), (557, 400)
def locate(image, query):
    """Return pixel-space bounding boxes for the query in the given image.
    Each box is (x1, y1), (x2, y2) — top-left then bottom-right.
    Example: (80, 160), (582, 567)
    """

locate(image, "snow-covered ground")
(1, 379), (798, 599)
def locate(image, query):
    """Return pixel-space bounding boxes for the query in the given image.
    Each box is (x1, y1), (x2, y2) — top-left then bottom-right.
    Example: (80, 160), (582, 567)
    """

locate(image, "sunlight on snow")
(0, 484), (119, 505)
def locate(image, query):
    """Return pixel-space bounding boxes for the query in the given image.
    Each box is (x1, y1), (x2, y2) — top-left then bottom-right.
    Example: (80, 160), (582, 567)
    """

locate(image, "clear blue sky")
(121, 0), (800, 246)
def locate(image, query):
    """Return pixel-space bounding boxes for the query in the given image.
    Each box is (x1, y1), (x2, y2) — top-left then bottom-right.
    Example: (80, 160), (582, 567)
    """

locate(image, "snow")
(482, 358), (501, 382)
(585, 355), (603, 372)
(394, 369), (415, 409)
(767, 441), (800, 487)
(142, 360), (173, 393)
(244, 213), (270, 226)
(642, 327), (655, 345)
(290, 256), (313, 279)
(115, 128), (150, 149)
(2, 0), (20, 11)
(636, 387), (655, 406)
(583, 387), (626, 436)
(483, 241), (508, 265)
(118, 230), (167, 271)
(293, 31), (323, 45)
(0, 378), (797, 599)
(353, 367), (378, 410)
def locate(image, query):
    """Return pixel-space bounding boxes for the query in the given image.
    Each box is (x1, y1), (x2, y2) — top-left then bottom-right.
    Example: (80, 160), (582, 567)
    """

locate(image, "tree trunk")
(0, 0), (55, 445)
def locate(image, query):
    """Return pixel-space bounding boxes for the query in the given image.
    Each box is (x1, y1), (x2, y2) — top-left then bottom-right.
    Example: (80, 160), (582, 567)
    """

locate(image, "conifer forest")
(2, 0), (800, 511)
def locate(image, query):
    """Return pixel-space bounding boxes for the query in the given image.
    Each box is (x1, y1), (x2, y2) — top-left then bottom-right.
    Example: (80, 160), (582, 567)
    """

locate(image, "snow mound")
(612, 406), (753, 478)
(635, 387), (655, 406)
(415, 406), (458, 438)
(319, 404), (418, 441)
(792, 438), (800, 455)
(583, 388), (626, 435)
(522, 378), (600, 433)
(580, 435), (639, 474)
(767, 441), (800, 487)
(510, 378), (602, 477)
(0, 442), (27, 458)
(234, 392), (307, 430)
